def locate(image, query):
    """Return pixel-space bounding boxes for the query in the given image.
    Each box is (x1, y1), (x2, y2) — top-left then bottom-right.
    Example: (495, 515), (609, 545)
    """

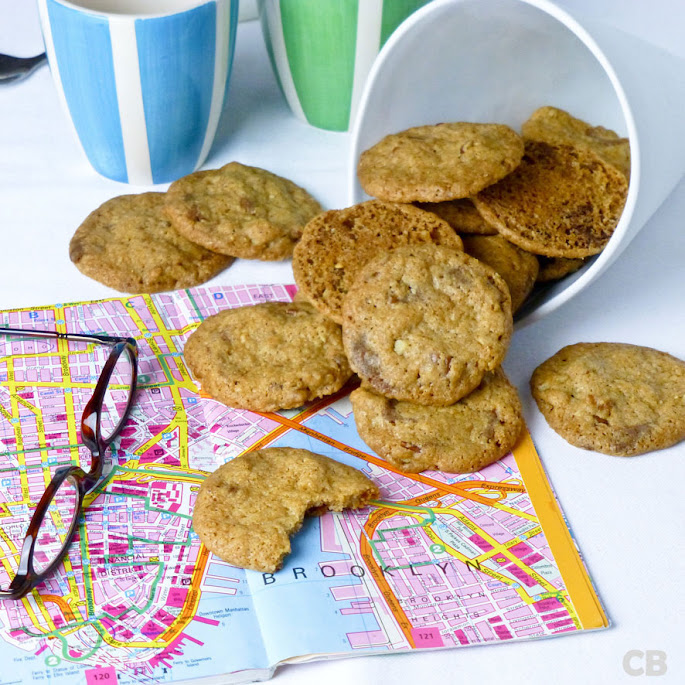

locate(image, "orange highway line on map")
(238, 387), (352, 455)
(95, 546), (211, 649)
(249, 409), (509, 508)
(41, 595), (76, 623)
(160, 545), (211, 643)
(513, 431), (608, 630)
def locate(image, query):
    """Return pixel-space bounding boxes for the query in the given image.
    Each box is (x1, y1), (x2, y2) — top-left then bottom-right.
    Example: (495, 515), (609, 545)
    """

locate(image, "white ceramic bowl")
(349, 0), (685, 327)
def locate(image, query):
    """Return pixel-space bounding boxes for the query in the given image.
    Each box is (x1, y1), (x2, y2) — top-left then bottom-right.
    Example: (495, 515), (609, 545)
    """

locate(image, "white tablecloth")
(0, 1), (683, 683)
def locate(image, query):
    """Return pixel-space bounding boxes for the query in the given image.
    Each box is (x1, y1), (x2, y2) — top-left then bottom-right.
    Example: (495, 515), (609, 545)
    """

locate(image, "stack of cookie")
(342, 244), (525, 474)
(291, 199), (526, 474)
(357, 108), (629, 312)
(69, 162), (322, 294)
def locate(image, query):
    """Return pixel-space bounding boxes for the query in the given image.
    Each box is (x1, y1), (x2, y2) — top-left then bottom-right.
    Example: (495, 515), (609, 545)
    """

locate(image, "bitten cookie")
(522, 105), (631, 178)
(184, 301), (352, 412)
(342, 244), (512, 406)
(193, 447), (379, 572)
(292, 200), (463, 324)
(69, 192), (233, 293)
(473, 141), (628, 258)
(351, 368), (524, 473)
(531, 342), (685, 456)
(357, 122), (524, 202)
(164, 162), (322, 260)
(461, 234), (539, 312)
(415, 198), (497, 235)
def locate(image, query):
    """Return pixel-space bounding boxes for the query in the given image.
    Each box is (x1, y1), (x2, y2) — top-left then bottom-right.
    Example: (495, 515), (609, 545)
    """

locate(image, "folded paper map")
(0, 284), (607, 684)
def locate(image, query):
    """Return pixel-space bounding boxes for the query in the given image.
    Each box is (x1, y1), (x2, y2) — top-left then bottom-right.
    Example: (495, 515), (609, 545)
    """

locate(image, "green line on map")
(0, 444), (82, 458)
(367, 503), (435, 566)
(184, 290), (205, 322)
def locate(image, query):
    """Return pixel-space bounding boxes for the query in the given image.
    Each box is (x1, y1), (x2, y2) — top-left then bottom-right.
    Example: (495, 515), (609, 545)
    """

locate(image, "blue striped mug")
(37, 0), (239, 185)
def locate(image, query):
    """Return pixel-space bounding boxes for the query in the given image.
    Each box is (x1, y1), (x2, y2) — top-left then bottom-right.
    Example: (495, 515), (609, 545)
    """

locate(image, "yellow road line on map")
(138, 463), (207, 478)
(126, 299), (195, 471)
(420, 524), (511, 586)
(377, 500), (557, 604)
(21, 594), (47, 633)
(8, 385), (31, 502)
(54, 313), (81, 465)
(0, 529), (19, 574)
(116, 468), (203, 486)
(513, 431), (608, 629)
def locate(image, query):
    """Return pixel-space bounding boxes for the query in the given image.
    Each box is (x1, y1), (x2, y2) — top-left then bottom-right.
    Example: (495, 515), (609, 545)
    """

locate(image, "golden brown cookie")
(415, 198), (498, 235)
(531, 343), (685, 456)
(164, 162), (322, 260)
(184, 301), (352, 412)
(357, 122), (524, 202)
(292, 200), (463, 324)
(522, 105), (631, 178)
(69, 192), (233, 294)
(461, 234), (539, 312)
(536, 256), (588, 282)
(193, 447), (379, 572)
(342, 244), (512, 406)
(351, 368), (524, 473)
(473, 141), (628, 258)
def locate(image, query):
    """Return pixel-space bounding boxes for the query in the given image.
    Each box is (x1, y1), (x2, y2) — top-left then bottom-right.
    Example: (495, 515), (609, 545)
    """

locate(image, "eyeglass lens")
(100, 348), (135, 442)
(32, 476), (79, 574)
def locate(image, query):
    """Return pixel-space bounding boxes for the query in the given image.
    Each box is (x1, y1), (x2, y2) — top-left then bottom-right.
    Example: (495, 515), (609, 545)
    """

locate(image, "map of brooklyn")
(0, 284), (607, 684)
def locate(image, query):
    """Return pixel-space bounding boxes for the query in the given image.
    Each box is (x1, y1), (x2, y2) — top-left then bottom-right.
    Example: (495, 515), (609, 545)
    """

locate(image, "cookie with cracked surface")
(292, 200), (463, 324)
(184, 301), (352, 412)
(531, 342), (685, 456)
(522, 105), (631, 178)
(357, 122), (524, 203)
(69, 192), (233, 294)
(164, 162), (322, 260)
(192, 447), (378, 572)
(414, 198), (497, 235)
(473, 141), (628, 258)
(461, 234), (539, 312)
(536, 256), (588, 282)
(342, 244), (512, 406)
(351, 368), (524, 473)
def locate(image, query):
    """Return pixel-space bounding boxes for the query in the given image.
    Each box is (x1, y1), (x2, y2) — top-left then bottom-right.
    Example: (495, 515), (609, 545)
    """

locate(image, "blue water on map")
(247, 516), (382, 664)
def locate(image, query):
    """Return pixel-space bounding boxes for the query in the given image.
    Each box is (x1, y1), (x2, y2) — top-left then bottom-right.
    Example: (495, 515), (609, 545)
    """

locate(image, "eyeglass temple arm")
(0, 326), (135, 346)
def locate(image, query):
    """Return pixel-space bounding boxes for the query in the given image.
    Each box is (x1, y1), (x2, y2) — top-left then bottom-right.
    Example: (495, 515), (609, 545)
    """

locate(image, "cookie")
(164, 162), (322, 260)
(292, 200), (463, 324)
(193, 447), (379, 572)
(522, 105), (631, 178)
(69, 192), (233, 294)
(184, 301), (352, 412)
(342, 244), (512, 406)
(473, 141), (628, 258)
(531, 343), (685, 456)
(536, 256), (588, 283)
(415, 198), (497, 235)
(357, 122), (524, 202)
(351, 368), (524, 473)
(461, 234), (539, 312)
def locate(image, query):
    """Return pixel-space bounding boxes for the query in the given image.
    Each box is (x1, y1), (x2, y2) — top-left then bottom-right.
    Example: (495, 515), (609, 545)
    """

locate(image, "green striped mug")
(259, 0), (431, 131)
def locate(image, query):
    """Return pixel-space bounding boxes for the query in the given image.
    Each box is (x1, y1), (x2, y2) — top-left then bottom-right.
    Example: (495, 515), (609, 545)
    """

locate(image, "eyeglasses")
(0, 328), (138, 599)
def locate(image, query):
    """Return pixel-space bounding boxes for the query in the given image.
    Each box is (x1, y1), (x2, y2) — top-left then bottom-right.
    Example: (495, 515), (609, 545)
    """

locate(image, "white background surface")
(0, 1), (683, 683)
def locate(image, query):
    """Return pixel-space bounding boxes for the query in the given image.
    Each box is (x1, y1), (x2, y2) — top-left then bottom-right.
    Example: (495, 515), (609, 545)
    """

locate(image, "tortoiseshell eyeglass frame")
(0, 328), (138, 599)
